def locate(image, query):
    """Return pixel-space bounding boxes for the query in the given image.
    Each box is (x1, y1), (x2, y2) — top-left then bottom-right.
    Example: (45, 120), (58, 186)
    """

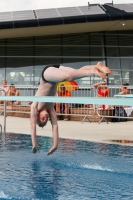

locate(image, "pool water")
(0, 133), (133, 200)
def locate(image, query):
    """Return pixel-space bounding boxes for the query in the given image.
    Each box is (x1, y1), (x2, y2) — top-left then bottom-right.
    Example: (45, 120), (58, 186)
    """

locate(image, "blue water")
(0, 133), (133, 200)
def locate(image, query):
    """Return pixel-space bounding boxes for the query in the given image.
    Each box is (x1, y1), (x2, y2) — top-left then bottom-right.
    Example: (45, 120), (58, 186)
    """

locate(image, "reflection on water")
(0, 133), (133, 200)
(30, 160), (60, 200)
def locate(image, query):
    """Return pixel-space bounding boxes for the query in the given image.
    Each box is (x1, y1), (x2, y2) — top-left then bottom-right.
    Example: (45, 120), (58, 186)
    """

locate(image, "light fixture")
(121, 22), (125, 26)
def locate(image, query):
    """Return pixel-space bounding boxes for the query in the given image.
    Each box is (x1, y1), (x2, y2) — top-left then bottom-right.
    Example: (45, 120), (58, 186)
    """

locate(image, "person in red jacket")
(93, 80), (110, 109)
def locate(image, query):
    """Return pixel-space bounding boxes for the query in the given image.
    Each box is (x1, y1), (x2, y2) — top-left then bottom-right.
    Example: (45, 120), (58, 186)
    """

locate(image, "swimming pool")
(0, 133), (133, 200)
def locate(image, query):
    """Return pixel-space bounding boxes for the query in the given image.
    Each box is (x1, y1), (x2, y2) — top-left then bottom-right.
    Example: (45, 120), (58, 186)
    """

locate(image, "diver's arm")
(47, 108), (58, 155)
(30, 104), (39, 153)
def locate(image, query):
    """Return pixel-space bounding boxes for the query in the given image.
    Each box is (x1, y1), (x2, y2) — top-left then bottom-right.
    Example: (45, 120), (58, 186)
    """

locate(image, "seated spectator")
(112, 83), (130, 122)
(116, 82), (130, 109)
(93, 80), (110, 109)
(7, 84), (20, 105)
(118, 83), (130, 95)
(55, 84), (72, 121)
(0, 79), (10, 104)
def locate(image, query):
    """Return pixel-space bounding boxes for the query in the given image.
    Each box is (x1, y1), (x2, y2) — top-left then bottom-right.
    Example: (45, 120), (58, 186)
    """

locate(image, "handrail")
(0, 88), (6, 133)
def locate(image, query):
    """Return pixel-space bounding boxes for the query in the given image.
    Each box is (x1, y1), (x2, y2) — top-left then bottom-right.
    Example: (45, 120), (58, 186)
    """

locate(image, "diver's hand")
(32, 146), (40, 154)
(47, 146), (57, 156)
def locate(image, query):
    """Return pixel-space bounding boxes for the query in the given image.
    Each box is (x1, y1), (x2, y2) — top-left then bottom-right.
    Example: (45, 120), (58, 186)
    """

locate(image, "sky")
(0, 0), (132, 12)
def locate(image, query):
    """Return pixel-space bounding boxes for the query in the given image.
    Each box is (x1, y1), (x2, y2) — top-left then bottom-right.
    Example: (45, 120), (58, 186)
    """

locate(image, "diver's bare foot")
(93, 66), (108, 78)
(97, 62), (111, 74)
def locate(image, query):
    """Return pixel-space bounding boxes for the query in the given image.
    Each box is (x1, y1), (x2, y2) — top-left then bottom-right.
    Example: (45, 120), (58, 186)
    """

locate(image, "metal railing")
(0, 84), (133, 125)
(55, 85), (96, 122)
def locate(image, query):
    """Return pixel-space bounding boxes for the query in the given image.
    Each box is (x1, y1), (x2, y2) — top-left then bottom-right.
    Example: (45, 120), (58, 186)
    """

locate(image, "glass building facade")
(0, 30), (133, 86)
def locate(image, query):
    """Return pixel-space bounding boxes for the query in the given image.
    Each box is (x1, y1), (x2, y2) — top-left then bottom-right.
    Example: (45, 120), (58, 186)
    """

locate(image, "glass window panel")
(62, 33), (89, 45)
(105, 33), (119, 59)
(108, 70), (122, 85)
(128, 59), (133, 85)
(106, 47), (119, 57)
(90, 33), (103, 45)
(0, 31), (132, 88)
(0, 61), (5, 82)
(122, 71), (129, 84)
(6, 37), (34, 85)
(129, 71), (133, 85)
(119, 47), (133, 57)
(0, 39), (5, 56)
(35, 35), (61, 57)
(6, 67), (35, 95)
(7, 37), (33, 45)
(6, 57), (33, 68)
(118, 33), (133, 58)
(62, 45), (89, 60)
(35, 57), (61, 69)
(0, 69), (5, 83)
(0, 39), (5, 81)
(7, 37), (33, 56)
(91, 76), (104, 85)
(35, 35), (61, 45)
(106, 58), (120, 70)
(118, 33), (133, 46)
(90, 58), (105, 65)
(6, 63), (33, 85)
(90, 33), (105, 66)
(120, 58), (133, 70)
(105, 33), (118, 46)
(118, 30), (133, 35)
(63, 60), (89, 69)
(62, 33), (89, 63)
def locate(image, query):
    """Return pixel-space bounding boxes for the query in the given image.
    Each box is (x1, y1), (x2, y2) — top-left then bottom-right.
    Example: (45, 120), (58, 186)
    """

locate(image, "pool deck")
(1, 115), (133, 146)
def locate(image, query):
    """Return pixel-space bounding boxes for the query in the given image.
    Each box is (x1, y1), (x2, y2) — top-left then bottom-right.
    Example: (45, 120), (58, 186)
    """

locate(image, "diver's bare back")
(34, 77), (57, 111)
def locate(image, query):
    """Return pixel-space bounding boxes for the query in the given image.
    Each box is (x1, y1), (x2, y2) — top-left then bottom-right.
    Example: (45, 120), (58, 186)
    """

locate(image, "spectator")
(7, 84), (20, 105)
(0, 79), (10, 94)
(93, 80), (110, 97)
(112, 83), (130, 122)
(93, 80), (110, 109)
(0, 79), (10, 104)
(55, 84), (72, 121)
(118, 83), (130, 95)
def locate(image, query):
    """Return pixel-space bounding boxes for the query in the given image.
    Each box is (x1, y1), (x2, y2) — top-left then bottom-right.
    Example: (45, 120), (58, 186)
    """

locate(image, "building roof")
(0, 3), (133, 38)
